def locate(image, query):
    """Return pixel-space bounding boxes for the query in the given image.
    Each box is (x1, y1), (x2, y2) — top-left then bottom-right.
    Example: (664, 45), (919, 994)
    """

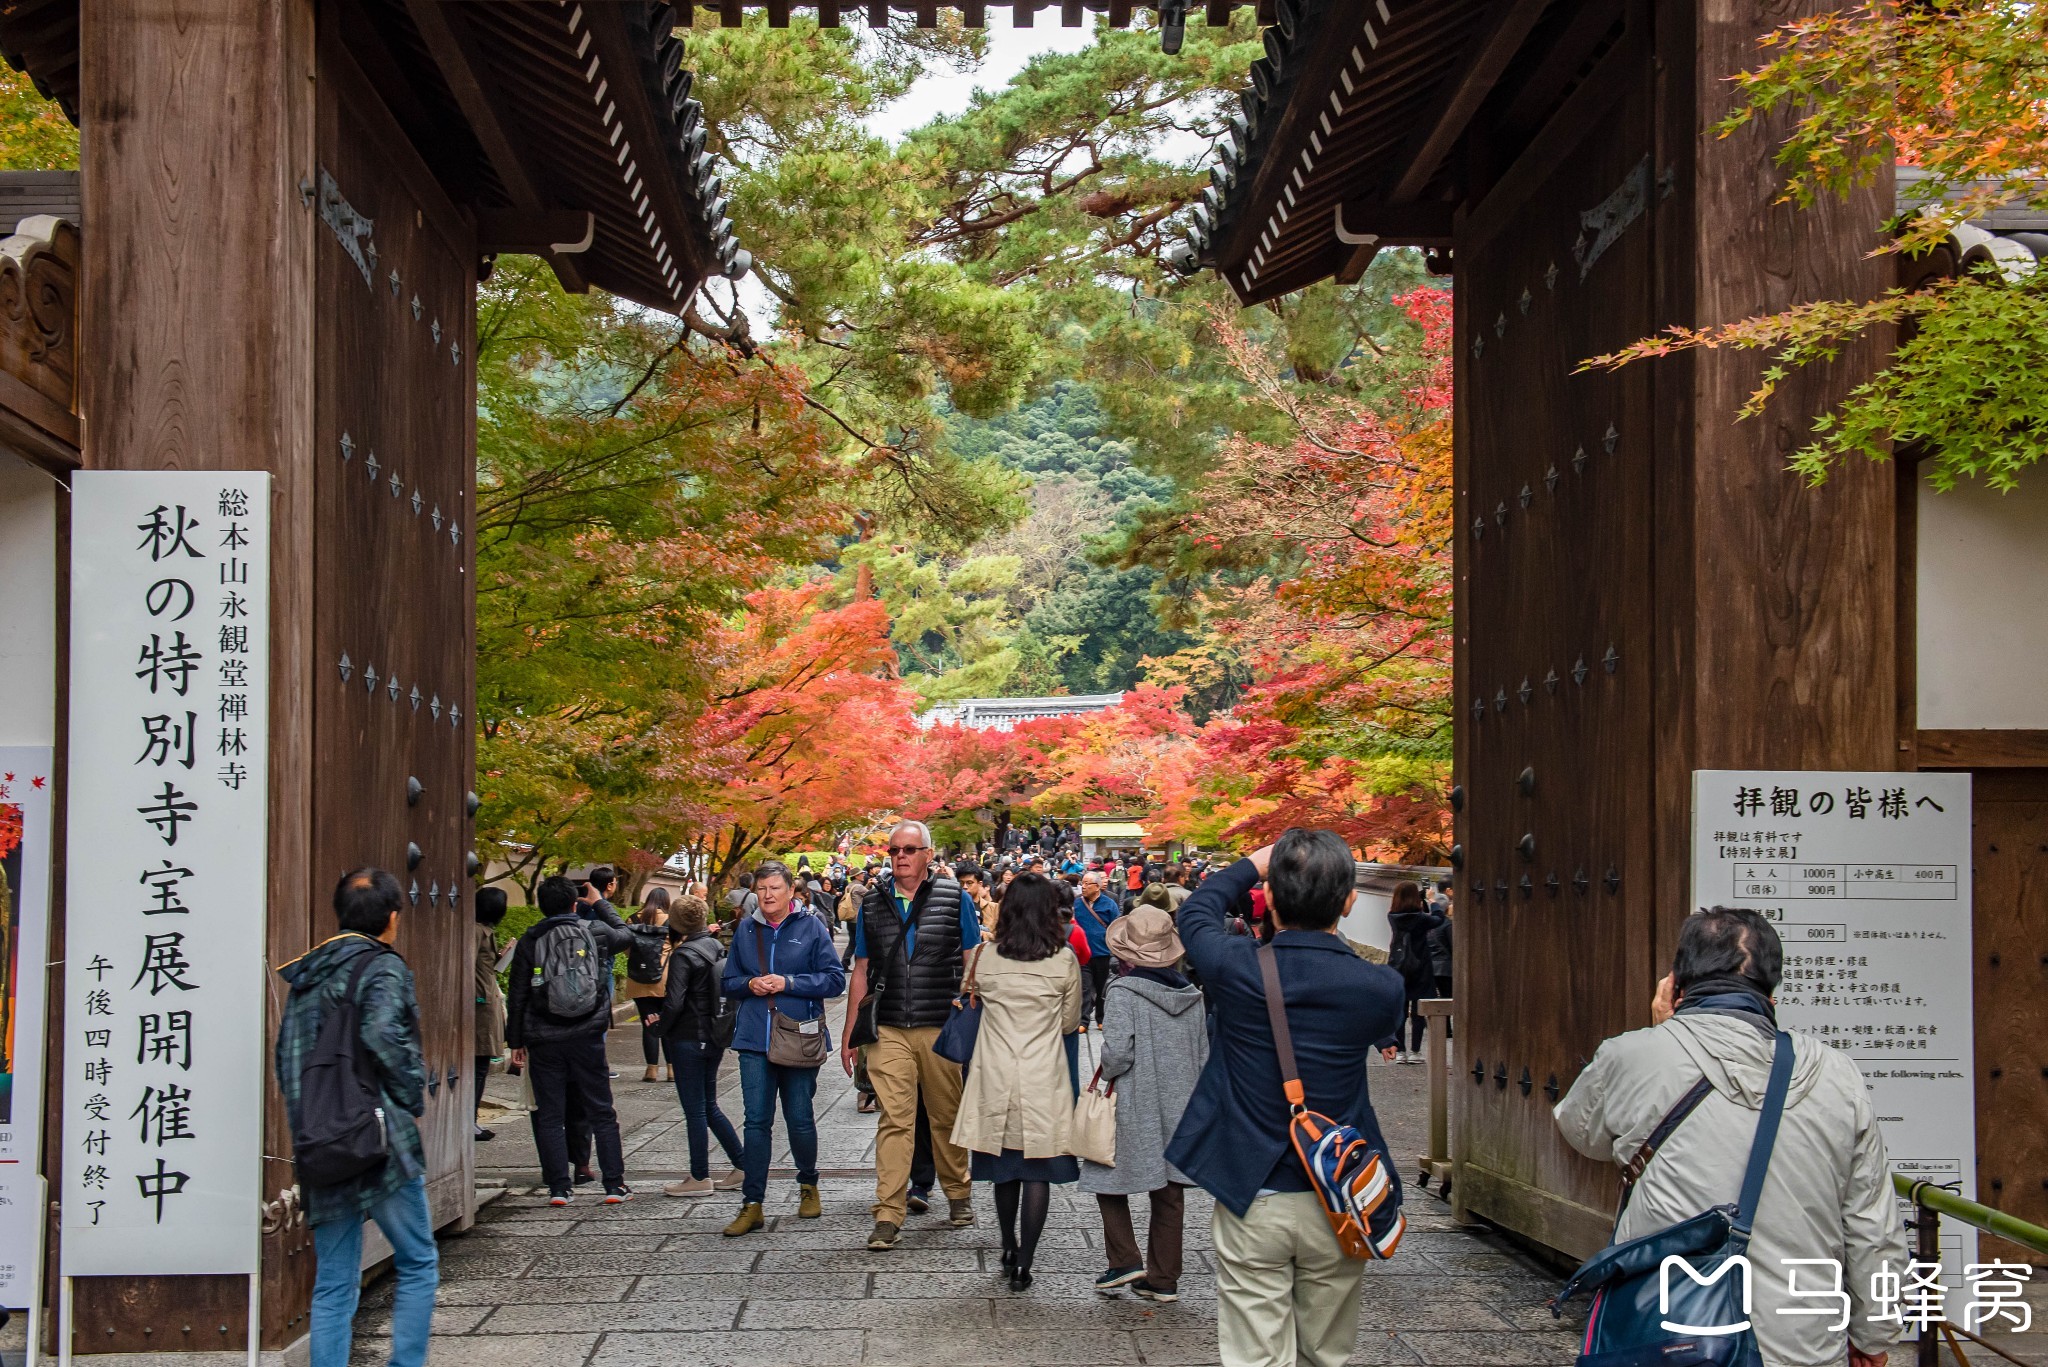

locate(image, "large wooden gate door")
(1450, 17), (1658, 1257)
(307, 24), (479, 1247)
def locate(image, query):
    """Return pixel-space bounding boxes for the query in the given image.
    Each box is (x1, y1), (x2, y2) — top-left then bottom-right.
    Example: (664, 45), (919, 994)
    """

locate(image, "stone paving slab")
(349, 1022), (1593, 1367)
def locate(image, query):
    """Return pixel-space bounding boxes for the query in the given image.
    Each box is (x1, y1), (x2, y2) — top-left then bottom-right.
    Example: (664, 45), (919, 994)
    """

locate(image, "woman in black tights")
(947, 873), (1084, 1290)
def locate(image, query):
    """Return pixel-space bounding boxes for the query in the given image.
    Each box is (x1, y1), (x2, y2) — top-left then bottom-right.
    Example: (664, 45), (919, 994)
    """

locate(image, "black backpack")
(533, 918), (604, 1017)
(289, 949), (391, 1188)
(665, 937), (738, 1047)
(624, 926), (668, 985)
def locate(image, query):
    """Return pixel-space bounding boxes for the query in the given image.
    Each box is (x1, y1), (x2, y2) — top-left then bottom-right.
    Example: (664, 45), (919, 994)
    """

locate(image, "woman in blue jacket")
(719, 859), (846, 1237)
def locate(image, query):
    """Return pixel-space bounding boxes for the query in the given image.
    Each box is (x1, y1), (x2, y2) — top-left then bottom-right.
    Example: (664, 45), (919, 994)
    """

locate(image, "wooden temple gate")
(0, 0), (2042, 1357)
(1, 0), (738, 1351)
(1182, 0), (2046, 1260)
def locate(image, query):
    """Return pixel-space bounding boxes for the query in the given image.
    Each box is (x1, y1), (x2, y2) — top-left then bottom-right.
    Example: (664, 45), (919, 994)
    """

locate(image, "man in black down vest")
(841, 819), (983, 1250)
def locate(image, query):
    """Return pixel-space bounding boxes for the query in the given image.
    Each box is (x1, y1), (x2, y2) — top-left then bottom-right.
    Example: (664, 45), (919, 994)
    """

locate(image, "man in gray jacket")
(1556, 908), (1906, 1367)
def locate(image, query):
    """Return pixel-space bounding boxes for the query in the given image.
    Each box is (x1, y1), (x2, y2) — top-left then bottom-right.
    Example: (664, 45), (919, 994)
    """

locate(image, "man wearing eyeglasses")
(841, 819), (982, 1250)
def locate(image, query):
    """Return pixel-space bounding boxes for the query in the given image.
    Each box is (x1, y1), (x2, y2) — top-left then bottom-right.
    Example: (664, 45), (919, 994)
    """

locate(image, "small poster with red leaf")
(0, 747), (52, 1308)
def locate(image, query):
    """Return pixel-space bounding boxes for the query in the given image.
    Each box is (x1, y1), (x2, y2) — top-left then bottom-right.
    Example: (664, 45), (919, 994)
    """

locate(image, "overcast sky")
(862, 24), (1100, 143)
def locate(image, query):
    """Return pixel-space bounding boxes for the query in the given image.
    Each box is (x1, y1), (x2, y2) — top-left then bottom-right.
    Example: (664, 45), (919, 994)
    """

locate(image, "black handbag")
(1552, 1031), (1796, 1367)
(932, 947), (984, 1065)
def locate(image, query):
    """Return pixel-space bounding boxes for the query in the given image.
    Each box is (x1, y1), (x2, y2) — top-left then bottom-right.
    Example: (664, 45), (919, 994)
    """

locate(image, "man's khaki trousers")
(868, 1024), (970, 1224)
(1213, 1190), (1367, 1367)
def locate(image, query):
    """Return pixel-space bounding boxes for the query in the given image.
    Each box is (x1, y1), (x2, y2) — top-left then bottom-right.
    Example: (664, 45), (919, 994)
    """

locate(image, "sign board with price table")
(1691, 770), (1975, 1283)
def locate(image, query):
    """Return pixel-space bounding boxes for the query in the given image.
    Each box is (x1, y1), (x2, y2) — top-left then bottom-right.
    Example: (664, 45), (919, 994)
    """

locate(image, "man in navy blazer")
(1166, 829), (1405, 1367)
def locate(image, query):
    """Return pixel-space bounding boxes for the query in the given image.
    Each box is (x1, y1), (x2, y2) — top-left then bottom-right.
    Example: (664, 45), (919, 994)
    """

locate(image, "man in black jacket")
(507, 875), (635, 1205)
(840, 820), (982, 1250)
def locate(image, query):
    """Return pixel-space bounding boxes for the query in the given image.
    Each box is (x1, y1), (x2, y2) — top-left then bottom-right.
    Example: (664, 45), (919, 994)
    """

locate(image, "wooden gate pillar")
(74, 0), (319, 1351)
(1450, 0), (1896, 1258)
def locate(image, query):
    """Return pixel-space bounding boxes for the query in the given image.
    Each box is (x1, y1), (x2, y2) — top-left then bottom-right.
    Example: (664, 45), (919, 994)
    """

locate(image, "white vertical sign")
(62, 471), (268, 1277)
(0, 748), (52, 1306)
(1691, 770), (1976, 1279)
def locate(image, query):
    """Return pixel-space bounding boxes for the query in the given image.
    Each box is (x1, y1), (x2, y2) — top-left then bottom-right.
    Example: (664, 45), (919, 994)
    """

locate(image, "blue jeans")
(664, 1037), (743, 1180)
(736, 1048), (819, 1204)
(310, 1177), (438, 1367)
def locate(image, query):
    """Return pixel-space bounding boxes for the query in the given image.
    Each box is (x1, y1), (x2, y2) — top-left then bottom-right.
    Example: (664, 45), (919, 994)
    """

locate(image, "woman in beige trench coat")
(950, 872), (1082, 1291)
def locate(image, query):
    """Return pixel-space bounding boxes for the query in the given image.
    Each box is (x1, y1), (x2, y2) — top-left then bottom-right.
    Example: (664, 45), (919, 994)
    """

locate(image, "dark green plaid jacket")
(274, 934), (428, 1226)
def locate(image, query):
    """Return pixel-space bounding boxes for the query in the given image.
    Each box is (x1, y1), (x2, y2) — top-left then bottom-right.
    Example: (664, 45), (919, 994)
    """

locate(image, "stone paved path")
(346, 1020), (1597, 1366)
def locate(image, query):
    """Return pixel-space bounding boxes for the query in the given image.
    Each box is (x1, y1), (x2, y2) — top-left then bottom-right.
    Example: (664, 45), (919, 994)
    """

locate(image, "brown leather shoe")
(949, 1197), (975, 1227)
(798, 1184), (823, 1219)
(867, 1220), (901, 1250)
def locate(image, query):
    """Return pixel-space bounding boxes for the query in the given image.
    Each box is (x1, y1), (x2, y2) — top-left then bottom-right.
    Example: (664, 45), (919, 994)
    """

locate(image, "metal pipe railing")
(1893, 1174), (2048, 1367)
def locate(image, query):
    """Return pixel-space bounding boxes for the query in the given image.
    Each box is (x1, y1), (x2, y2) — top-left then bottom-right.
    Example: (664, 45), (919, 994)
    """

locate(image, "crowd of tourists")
(275, 823), (1911, 1367)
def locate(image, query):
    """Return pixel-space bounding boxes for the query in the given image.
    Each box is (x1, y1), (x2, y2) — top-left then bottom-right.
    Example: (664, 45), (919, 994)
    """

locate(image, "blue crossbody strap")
(1732, 1031), (1796, 1240)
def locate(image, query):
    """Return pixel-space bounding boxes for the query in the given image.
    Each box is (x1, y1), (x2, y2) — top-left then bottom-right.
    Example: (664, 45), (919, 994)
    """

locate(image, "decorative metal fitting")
(408, 878), (420, 905)
(450, 703), (463, 729)
(1472, 1059), (1485, 1083)
(1518, 1067), (1533, 1097)
(407, 685), (420, 711)
(1571, 444), (1588, 476)
(1544, 1074), (1561, 1102)
(1494, 877), (1508, 899)
(425, 1070), (437, 1096)
(449, 883), (463, 908)
(363, 663), (379, 694)
(411, 294), (423, 321)
(406, 841), (423, 871)
(1571, 655), (1589, 686)
(1602, 644), (1620, 674)
(1517, 833), (1536, 861)
(1544, 261), (1559, 290)
(1519, 873), (1534, 898)
(338, 652), (353, 683)
(1472, 882), (1486, 903)
(340, 432), (355, 463)
(429, 880), (441, 907)
(1518, 287), (1532, 315)
(1494, 312), (1506, 339)
(431, 506), (444, 533)
(1472, 696), (1486, 720)
(388, 268), (401, 298)
(1518, 483), (1533, 509)
(430, 694), (443, 721)
(410, 489), (423, 516)
(467, 851), (482, 876)
(1448, 844), (1464, 869)
(466, 790), (479, 818)
(1543, 669), (1559, 695)
(451, 341), (462, 365)
(1603, 421), (1619, 455)
(1448, 785), (1464, 813)
(389, 471), (403, 499)
(1517, 767), (1535, 796)
(1494, 687), (1508, 712)
(1494, 500), (1508, 526)
(1545, 872), (1560, 897)
(1543, 464), (1559, 493)
(1471, 335), (1484, 359)
(1494, 1062), (1509, 1090)
(365, 450), (381, 480)
(431, 318), (442, 344)
(1604, 865), (1621, 894)
(386, 674), (400, 702)
(451, 524), (462, 548)
(1472, 516), (1485, 542)
(1572, 867), (1590, 896)
(406, 776), (423, 807)
(1517, 678), (1532, 705)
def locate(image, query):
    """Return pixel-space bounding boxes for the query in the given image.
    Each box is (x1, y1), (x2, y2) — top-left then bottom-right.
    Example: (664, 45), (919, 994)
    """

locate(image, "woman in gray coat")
(1080, 905), (1208, 1302)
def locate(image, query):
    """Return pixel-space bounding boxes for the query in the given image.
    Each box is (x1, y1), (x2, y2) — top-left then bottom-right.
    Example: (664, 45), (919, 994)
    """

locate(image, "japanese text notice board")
(62, 472), (268, 1277)
(1691, 770), (1975, 1276)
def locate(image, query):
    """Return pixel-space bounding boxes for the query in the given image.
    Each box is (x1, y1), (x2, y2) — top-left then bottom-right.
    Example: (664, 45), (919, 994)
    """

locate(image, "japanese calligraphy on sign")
(0, 749), (53, 1307)
(62, 472), (267, 1278)
(1692, 770), (1976, 1283)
